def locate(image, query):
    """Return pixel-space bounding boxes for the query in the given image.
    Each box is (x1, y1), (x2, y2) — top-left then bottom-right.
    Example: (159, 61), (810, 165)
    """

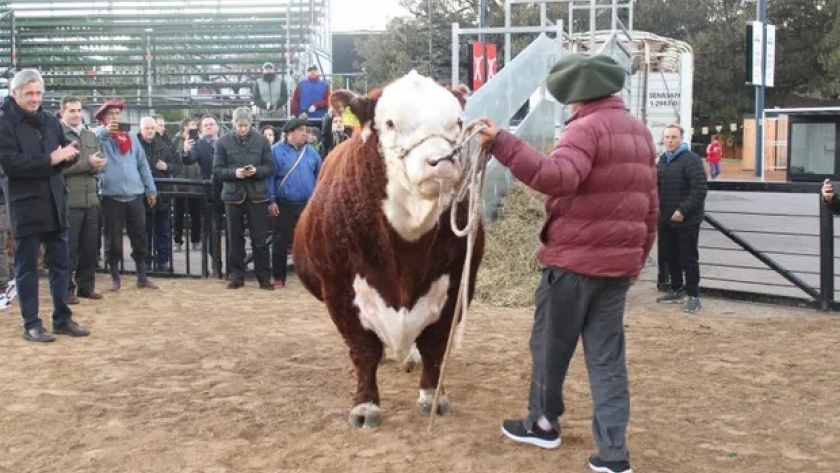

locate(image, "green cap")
(545, 53), (625, 104)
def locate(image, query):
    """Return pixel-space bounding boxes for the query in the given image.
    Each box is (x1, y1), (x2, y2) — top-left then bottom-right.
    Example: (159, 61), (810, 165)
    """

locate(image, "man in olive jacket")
(61, 95), (107, 304)
(213, 107), (275, 289)
(0, 69), (90, 342)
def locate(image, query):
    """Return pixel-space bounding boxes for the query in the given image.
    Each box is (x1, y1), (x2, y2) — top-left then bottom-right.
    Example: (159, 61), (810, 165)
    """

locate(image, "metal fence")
(123, 180), (839, 313)
(647, 181), (838, 312)
(107, 178), (217, 279)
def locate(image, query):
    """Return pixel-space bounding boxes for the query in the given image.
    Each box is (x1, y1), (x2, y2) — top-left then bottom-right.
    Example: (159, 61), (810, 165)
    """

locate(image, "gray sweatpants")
(526, 266), (632, 462)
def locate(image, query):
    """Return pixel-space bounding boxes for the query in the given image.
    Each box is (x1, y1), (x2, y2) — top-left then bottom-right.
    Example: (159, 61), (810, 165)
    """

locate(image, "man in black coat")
(213, 107), (275, 289)
(185, 113), (224, 268)
(0, 69), (91, 342)
(656, 124), (708, 313)
(138, 116), (183, 271)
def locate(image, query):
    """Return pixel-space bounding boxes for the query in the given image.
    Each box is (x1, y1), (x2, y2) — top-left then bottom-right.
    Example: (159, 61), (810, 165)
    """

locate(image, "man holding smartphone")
(60, 95), (107, 304)
(94, 99), (159, 291)
(213, 107), (275, 289)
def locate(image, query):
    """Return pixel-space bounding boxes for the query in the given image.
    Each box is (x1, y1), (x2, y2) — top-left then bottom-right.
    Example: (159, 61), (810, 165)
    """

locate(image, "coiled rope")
(428, 119), (491, 429)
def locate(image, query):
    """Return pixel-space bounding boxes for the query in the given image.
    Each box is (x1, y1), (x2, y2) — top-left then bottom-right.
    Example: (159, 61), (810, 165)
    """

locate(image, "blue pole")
(754, 0), (767, 178)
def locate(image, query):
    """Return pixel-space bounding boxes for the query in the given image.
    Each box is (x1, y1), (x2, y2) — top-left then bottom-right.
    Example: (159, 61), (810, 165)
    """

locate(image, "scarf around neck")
(113, 131), (131, 155)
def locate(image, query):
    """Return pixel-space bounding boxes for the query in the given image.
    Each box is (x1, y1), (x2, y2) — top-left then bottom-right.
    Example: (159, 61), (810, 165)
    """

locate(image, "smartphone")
(188, 129), (200, 141)
(116, 122), (131, 132)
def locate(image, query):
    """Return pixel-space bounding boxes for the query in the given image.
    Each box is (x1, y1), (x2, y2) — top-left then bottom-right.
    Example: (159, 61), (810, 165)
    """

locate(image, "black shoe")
(227, 280), (244, 289)
(53, 320), (91, 337)
(259, 281), (275, 290)
(588, 454), (632, 473)
(656, 287), (685, 304)
(23, 327), (56, 343)
(500, 418), (561, 449)
(656, 281), (671, 292)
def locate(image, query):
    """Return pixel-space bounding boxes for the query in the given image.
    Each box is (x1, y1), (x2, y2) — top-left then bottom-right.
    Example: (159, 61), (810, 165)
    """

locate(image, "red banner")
(486, 43), (497, 81)
(471, 41), (498, 90)
(472, 41), (485, 90)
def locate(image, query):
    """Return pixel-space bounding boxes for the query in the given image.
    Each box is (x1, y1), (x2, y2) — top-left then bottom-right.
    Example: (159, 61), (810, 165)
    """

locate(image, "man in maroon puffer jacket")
(477, 53), (658, 473)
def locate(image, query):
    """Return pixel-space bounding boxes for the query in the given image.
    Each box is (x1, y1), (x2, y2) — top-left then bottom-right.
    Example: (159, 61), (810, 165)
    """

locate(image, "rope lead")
(428, 119), (490, 429)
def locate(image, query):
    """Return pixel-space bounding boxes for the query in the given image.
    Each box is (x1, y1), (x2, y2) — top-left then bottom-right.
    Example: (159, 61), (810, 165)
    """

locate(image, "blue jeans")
(14, 230), (72, 330)
(145, 209), (171, 267)
(709, 161), (721, 179)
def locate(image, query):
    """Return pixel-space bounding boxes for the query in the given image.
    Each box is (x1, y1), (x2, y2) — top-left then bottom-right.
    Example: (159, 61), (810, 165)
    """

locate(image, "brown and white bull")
(291, 71), (484, 428)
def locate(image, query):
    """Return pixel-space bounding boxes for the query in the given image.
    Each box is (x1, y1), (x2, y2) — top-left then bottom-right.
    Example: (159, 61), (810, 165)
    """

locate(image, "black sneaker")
(500, 418), (561, 449)
(588, 454), (632, 473)
(683, 296), (701, 314)
(656, 287), (685, 304)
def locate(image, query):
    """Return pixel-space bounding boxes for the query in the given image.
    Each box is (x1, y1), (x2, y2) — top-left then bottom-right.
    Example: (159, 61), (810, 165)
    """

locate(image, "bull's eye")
(457, 118), (464, 128)
(385, 119), (395, 129)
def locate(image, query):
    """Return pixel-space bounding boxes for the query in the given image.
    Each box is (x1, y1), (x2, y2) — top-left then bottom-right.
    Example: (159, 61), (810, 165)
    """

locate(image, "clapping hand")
(89, 151), (107, 172)
(50, 143), (79, 166)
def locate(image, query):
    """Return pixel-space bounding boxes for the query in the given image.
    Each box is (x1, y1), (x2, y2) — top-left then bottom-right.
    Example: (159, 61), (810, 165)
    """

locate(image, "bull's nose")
(427, 156), (454, 167)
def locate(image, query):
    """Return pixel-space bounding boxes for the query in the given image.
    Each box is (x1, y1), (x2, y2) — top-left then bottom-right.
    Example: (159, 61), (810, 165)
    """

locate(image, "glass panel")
(789, 122), (835, 175)
(463, 34), (560, 126)
(480, 98), (558, 222)
(463, 33), (562, 223)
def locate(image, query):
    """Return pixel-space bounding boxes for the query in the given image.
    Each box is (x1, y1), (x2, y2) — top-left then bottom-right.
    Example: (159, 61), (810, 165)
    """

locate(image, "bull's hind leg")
(324, 293), (385, 428)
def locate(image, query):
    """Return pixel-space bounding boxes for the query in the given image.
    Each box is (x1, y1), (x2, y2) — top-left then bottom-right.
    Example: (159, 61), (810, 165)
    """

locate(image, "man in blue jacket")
(94, 99), (159, 291)
(268, 117), (322, 287)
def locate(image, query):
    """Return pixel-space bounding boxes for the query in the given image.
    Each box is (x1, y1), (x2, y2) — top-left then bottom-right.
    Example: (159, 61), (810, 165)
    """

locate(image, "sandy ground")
(0, 275), (838, 473)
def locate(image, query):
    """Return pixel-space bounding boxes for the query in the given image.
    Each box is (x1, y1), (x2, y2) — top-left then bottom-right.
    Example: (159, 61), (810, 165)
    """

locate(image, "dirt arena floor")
(0, 275), (838, 473)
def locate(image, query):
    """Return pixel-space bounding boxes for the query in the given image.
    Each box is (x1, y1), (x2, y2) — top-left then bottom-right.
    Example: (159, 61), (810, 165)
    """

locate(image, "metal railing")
(650, 181), (838, 312)
(107, 178), (216, 279)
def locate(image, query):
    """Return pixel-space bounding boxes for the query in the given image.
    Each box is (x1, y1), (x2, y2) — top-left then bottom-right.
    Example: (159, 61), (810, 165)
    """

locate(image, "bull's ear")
(445, 83), (470, 108)
(348, 88), (382, 127)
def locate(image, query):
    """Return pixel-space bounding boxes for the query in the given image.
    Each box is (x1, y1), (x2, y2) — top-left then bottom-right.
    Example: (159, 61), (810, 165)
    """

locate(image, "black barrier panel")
(103, 177), (286, 282)
(104, 178), (215, 279)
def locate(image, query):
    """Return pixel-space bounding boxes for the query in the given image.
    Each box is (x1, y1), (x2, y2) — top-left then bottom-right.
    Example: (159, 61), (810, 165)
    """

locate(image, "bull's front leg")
(325, 296), (385, 428)
(414, 284), (460, 417)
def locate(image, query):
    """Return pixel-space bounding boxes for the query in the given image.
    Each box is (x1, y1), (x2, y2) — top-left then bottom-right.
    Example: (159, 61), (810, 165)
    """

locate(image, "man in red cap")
(93, 99), (159, 291)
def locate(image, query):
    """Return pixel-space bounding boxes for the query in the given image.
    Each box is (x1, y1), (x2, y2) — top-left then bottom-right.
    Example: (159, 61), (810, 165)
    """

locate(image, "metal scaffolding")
(0, 0), (332, 111)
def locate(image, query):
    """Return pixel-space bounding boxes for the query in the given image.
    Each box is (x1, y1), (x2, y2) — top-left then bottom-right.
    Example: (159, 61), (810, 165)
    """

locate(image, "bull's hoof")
(417, 389), (451, 417)
(348, 402), (382, 428)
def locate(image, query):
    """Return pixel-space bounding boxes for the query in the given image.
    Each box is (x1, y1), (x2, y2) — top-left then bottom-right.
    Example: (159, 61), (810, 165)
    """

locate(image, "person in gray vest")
(252, 62), (288, 119)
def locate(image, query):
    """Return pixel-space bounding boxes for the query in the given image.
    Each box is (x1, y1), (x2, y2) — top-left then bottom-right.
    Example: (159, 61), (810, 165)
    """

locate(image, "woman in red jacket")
(477, 53), (657, 473)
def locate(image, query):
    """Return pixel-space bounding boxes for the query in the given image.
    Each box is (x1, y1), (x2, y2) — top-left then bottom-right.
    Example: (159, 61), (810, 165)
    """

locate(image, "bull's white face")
(373, 71), (464, 200)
